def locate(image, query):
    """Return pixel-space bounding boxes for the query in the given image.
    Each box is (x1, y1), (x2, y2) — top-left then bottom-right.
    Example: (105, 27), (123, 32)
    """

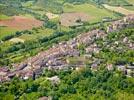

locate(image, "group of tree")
(0, 67), (134, 100)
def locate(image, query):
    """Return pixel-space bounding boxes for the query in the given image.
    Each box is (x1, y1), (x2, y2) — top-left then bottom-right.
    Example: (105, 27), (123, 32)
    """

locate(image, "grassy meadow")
(19, 27), (54, 41)
(63, 3), (118, 23)
(0, 14), (11, 20)
(126, 0), (134, 4)
(0, 27), (18, 40)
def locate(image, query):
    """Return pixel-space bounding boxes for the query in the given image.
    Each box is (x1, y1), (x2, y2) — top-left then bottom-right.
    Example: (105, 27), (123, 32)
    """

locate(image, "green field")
(0, 27), (54, 47)
(63, 3), (118, 23)
(0, 27), (55, 65)
(0, 27), (18, 40)
(124, 6), (134, 11)
(19, 28), (54, 41)
(126, 0), (134, 4)
(0, 14), (11, 20)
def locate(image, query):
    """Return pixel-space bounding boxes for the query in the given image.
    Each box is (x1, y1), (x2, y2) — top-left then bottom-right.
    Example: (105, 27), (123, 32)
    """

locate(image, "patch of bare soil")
(0, 16), (43, 30)
(60, 12), (91, 26)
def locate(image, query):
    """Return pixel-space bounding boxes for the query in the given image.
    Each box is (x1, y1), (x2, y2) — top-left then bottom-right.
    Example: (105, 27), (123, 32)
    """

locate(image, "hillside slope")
(0, 16), (134, 99)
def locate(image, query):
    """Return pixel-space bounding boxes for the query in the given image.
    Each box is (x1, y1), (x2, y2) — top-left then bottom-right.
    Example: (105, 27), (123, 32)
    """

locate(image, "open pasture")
(0, 27), (17, 40)
(0, 14), (11, 20)
(63, 4), (117, 23)
(19, 27), (54, 41)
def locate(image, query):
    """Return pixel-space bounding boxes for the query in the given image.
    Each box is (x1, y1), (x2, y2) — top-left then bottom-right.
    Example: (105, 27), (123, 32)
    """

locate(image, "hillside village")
(0, 14), (134, 82)
(1, 0), (134, 99)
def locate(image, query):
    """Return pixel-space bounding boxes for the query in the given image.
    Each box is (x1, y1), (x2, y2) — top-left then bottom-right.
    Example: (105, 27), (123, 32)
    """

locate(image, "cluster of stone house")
(0, 41), (81, 82)
(105, 36), (134, 52)
(76, 29), (106, 46)
(107, 64), (134, 77)
(0, 15), (134, 82)
(0, 67), (10, 82)
(107, 14), (134, 33)
(0, 30), (106, 82)
(91, 59), (102, 71)
(85, 43), (101, 54)
(123, 37), (134, 50)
